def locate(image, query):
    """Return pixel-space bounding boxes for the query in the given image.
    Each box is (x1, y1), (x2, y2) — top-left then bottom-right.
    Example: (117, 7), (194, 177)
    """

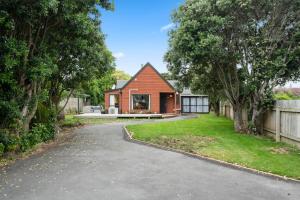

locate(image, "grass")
(60, 114), (142, 127)
(126, 114), (300, 179)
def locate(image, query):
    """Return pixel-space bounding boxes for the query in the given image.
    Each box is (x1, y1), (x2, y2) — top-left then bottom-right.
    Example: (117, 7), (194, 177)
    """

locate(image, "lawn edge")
(123, 125), (300, 183)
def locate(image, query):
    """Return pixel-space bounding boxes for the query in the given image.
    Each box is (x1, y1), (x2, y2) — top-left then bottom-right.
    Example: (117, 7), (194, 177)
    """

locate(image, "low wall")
(59, 97), (83, 114)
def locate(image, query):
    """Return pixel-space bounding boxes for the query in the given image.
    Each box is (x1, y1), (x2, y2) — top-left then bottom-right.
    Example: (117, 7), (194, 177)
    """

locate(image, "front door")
(160, 93), (167, 113)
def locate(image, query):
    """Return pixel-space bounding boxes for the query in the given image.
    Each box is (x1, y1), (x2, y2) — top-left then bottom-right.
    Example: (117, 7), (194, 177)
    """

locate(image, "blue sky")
(100, 0), (183, 75)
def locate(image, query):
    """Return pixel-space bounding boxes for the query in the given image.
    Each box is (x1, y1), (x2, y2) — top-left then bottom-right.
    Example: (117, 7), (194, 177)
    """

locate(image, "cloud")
(113, 52), (125, 59)
(160, 23), (175, 32)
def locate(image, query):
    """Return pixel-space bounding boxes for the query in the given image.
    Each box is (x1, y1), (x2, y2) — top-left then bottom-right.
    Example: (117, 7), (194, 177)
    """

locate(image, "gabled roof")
(116, 62), (176, 91)
(167, 80), (178, 89)
(181, 88), (208, 96)
(116, 80), (128, 89)
(115, 79), (179, 90)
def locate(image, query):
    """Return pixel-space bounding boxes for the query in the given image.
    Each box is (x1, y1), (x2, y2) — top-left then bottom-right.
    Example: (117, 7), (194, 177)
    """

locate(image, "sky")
(99, 0), (299, 87)
(100, 0), (183, 75)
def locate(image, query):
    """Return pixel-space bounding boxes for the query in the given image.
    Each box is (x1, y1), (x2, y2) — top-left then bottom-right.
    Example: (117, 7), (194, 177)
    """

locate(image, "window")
(109, 94), (119, 107)
(181, 96), (209, 113)
(132, 94), (150, 110)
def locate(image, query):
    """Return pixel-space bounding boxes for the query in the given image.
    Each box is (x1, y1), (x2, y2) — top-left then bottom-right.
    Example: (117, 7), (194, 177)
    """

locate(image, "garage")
(181, 96), (209, 113)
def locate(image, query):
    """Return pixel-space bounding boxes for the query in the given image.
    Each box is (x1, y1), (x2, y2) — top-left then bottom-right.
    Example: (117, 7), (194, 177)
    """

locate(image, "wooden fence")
(220, 100), (300, 147)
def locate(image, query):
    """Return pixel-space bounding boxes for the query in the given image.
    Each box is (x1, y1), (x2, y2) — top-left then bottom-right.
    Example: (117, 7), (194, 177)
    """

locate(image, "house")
(104, 63), (209, 114)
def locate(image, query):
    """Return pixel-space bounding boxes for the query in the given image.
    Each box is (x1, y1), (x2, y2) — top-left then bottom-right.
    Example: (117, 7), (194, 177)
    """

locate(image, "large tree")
(165, 0), (300, 133)
(0, 0), (113, 132)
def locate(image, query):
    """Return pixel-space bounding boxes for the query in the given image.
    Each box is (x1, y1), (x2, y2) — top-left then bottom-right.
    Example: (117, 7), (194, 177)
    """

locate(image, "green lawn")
(60, 114), (142, 127)
(126, 114), (300, 179)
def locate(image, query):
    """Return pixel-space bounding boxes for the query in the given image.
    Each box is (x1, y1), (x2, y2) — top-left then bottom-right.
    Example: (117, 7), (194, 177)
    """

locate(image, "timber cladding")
(104, 63), (180, 114)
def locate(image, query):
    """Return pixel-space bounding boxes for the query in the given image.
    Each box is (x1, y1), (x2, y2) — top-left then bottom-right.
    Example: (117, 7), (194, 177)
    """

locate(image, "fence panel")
(221, 100), (300, 146)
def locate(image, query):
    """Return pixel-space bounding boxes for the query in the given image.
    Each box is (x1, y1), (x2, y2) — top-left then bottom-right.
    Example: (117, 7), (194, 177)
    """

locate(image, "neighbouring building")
(104, 63), (209, 114)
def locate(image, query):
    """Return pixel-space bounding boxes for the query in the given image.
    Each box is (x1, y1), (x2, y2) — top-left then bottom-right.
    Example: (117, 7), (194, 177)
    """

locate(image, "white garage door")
(181, 96), (209, 113)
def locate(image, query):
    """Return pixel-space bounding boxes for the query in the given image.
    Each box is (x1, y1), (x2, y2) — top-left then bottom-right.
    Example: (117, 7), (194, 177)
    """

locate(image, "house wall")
(165, 93), (175, 113)
(120, 65), (175, 114)
(104, 64), (183, 114)
(104, 90), (121, 112)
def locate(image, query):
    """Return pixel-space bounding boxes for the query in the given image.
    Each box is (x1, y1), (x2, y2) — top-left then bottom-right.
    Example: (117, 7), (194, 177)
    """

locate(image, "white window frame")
(131, 94), (151, 110)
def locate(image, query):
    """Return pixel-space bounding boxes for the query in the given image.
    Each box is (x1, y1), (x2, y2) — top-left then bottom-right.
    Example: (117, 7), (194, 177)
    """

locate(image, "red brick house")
(104, 63), (209, 114)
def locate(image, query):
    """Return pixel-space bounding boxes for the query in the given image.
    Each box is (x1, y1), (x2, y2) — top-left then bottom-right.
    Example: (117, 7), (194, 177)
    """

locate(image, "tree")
(81, 69), (131, 105)
(113, 69), (131, 80)
(0, 0), (113, 132)
(165, 0), (300, 133)
(160, 72), (173, 80)
(190, 68), (224, 116)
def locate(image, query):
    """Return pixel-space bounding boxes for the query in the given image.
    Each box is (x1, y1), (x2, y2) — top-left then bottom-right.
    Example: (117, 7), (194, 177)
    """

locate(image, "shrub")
(20, 134), (31, 152)
(41, 123), (55, 142)
(0, 129), (19, 152)
(274, 92), (293, 100)
(60, 115), (82, 127)
(33, 103), (56, 123)
(20, 123), (55, 152)
(0, 143), (4, 157)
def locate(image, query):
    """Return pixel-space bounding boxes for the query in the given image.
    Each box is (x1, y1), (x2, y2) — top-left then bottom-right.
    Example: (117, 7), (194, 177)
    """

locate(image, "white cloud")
(160, 23), (175, 32)
(113, 52), (125, 59)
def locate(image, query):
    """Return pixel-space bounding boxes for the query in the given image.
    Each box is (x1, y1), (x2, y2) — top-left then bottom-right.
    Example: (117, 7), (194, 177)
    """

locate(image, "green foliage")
(274, 92), (300, 100)
(0, 123), (55, 154)
(20, 123), (55, 152)
(60, 115), (82, 127)
(81, 69), (130, 105)
(165, 0), (300, 133)
(34, 103), (56, 124)
(0, 143), (4, 157)
(274, 92), (293, 100)
(160, 72), (173, 80)
(0, 0), (114, 140)
(0, 129), (19, 153)
(113, 69), (131, 80)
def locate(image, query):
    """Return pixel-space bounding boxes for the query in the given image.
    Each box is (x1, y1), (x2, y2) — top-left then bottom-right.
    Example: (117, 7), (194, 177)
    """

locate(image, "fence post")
(275, 107), (281, 142)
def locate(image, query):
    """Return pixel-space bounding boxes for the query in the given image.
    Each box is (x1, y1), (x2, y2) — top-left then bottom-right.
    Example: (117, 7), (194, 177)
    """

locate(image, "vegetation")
(165, 0), (300, 134)
(60, 115), (141, 127)
(0, 0), (114, 156)
(127, 114), (300, 179)
(81, 69), (131, 105)
(274, 92), (300, 100)
(0, 122), (55, 154)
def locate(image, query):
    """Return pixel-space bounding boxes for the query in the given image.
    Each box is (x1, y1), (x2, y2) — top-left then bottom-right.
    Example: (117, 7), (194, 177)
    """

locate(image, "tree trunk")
(21, 83), (40, 133)
(249, 104), (264, 134)
(211, 102), (220, 116)
(22, 97), (39, 132)
(233, 105), (245, 132)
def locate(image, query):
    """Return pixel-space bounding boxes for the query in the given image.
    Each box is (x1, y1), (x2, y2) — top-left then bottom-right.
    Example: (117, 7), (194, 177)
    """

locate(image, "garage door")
(181, 96), (209, 113)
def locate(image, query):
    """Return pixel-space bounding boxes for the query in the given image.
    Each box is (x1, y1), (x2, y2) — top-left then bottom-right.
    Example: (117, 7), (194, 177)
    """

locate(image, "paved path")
(0, 119), (299, 200)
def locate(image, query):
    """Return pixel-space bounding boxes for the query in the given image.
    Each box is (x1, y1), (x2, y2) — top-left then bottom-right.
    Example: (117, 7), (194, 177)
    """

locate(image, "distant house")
(104, 63), (208, 114)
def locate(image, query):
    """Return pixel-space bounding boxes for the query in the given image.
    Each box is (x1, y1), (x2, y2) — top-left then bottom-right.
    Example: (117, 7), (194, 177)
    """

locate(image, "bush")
(274, 92), (293, 100)
(20, 123), (55, 152)
(33, 103), (56, 123)
(60, 115), (82, 127)
(0, 129), (19, 152)
(0, 143), (4, 157)
(1, 122), (56, 153)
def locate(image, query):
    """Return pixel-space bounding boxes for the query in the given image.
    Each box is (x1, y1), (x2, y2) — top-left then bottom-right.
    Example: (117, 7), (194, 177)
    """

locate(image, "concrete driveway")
(0, 120), (299, 200)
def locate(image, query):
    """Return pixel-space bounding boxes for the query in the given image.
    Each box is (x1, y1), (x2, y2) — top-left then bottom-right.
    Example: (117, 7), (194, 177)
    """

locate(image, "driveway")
(0, 119), (299, 200)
